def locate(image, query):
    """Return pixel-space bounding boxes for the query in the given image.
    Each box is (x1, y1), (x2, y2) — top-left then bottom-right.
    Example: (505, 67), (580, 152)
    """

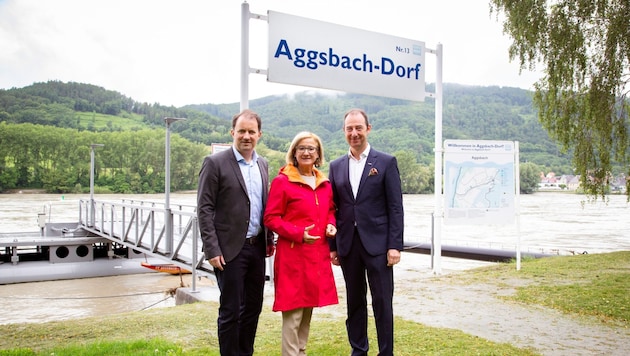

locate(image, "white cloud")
(0, 0), (541, 107)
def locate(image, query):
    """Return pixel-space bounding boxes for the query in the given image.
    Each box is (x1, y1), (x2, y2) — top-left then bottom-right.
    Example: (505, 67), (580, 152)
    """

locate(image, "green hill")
(187, 85), (570, 172)
(0, 80), (573, 194)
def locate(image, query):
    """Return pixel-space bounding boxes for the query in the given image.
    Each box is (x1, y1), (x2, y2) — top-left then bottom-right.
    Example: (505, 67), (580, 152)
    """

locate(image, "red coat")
(264, 164), (338, 312)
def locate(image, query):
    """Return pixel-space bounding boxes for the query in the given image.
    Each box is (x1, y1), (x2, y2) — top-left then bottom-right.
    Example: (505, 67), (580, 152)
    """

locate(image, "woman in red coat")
(264, 131), (338, 356)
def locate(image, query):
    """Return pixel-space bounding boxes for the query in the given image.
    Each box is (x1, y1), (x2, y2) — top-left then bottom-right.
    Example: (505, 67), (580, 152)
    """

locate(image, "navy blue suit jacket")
(329, 149), (404, 257)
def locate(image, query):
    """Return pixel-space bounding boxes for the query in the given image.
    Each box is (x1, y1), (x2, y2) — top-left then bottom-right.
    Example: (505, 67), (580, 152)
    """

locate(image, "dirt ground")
(190, 252), (628, 355)
(317, 253), (630, 356)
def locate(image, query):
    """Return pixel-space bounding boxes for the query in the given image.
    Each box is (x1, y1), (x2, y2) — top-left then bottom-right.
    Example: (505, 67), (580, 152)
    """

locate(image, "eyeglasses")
(296, 146), (318, 153)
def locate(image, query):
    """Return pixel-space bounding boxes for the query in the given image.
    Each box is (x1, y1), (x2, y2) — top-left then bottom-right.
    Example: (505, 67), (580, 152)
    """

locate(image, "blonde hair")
(285, 131), (325, 167)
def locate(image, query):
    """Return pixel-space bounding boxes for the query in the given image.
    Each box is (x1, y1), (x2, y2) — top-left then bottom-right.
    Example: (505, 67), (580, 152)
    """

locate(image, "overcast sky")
(0, 0), (541, 107)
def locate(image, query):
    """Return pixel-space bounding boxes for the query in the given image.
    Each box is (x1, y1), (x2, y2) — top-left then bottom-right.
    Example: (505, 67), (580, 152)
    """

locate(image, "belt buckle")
(247, 236), (258, 245)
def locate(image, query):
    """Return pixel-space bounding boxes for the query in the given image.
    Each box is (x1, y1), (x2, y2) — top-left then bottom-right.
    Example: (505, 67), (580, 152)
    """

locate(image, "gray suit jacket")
(197, 148), (272, 262)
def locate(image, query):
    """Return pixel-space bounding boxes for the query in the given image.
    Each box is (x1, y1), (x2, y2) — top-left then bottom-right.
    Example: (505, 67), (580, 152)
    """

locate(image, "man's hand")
(266, 242), (276, 257)
(209, 255), (226, 271)
(330, 251), (340, 266)
(387, 249), (401, 267)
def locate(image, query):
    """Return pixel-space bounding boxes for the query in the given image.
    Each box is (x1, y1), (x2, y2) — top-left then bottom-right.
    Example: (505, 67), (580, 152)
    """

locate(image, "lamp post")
(164, 117), (186, 255)
(89, 144), (104, 227)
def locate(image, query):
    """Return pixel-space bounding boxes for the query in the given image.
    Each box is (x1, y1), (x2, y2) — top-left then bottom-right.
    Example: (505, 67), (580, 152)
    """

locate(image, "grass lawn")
(1, 251), (627, 355)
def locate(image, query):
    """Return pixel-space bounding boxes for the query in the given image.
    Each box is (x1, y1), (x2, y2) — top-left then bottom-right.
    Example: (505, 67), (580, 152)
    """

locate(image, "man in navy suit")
(329, 108), (404, 356)
(197, 109), (275, 356)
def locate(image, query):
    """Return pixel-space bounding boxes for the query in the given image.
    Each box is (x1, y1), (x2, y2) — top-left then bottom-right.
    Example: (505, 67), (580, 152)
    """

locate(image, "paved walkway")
(178, 252), (630, 355)
(379, 254), (628, 356)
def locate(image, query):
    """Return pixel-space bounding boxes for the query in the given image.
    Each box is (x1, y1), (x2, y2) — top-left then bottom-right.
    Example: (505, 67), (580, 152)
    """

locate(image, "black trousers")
(214, 240), (266, 356)
(340, 229), (394, 356)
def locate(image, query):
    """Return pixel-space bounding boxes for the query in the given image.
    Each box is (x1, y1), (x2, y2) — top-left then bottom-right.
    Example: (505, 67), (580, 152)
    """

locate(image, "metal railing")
(78, 198), (213, 291)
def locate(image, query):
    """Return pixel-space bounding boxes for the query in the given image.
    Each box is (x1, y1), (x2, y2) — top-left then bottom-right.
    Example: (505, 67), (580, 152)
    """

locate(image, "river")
(0, 192), (628, 325)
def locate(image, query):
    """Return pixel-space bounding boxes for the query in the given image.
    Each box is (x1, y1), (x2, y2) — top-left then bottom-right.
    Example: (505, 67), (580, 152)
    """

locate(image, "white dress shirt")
(348, 144), (371, 198)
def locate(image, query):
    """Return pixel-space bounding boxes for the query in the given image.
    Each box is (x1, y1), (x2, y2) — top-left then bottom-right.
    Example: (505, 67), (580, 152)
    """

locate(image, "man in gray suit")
(197, 109), (275, 356)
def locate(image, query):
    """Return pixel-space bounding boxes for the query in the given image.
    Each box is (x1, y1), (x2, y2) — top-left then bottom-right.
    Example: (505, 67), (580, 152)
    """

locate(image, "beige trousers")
(281, 307), (313, 356)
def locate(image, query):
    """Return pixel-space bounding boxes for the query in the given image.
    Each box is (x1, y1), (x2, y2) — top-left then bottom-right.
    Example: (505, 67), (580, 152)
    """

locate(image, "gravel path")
(319, 253), (630, 356)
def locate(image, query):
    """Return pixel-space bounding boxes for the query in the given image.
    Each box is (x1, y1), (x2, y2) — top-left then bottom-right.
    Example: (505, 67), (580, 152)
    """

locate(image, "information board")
(443, 140), (516, 225)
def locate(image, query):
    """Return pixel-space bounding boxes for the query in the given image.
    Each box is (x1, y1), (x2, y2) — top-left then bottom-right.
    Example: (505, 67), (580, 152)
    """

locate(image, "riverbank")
(389, 252), (630, 355)
(1, 189), (47, 194)
(324, 251), (630, 355)
(2, 251), (628, 355)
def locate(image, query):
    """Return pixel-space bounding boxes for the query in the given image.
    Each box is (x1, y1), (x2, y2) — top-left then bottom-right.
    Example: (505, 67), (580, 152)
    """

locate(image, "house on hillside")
(538, 171), (564, 190)
(566, 175), (580, 191)
(538, 172), (626, 193)
(610, 175), (628, 193)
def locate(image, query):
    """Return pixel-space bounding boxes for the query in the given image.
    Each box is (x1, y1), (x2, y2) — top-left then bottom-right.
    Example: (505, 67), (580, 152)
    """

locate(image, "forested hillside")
(188, 85), (571, 171)
(0, 81), (574, 194)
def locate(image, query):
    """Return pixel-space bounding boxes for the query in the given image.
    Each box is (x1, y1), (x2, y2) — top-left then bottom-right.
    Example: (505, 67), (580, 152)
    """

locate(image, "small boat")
(140, 261), (191, 275)
(0, 226), (166, 285)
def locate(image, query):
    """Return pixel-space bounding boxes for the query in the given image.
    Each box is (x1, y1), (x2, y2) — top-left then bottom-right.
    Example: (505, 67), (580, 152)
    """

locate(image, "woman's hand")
(302, 224), (320, 244)
(325, 223), (337, 237)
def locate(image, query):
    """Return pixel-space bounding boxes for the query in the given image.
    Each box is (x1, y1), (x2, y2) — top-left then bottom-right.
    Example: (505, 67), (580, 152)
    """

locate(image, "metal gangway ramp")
(77, 198), (214, 290)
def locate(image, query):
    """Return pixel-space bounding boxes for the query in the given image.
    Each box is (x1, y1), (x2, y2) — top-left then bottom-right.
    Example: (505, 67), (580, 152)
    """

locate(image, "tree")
(393, 150), (433, 194)
(519, 162), (541, 194)
(490, 0), (630, 199)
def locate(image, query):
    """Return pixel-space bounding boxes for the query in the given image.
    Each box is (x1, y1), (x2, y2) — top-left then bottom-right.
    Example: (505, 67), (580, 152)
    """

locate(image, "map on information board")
(443, 140), (516, 225)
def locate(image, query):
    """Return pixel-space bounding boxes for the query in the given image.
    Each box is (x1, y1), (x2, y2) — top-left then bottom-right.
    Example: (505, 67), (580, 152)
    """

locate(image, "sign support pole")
(431, 43), (444, 274)
(240, 2), (250, 111)
(515, 141), (521, 271)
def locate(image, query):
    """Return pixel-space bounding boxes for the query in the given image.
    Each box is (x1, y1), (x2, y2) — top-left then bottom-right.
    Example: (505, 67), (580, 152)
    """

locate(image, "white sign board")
(211, 143), (231, 154)
(443, 140), (516, 225)
(267, 11), (426, 102)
